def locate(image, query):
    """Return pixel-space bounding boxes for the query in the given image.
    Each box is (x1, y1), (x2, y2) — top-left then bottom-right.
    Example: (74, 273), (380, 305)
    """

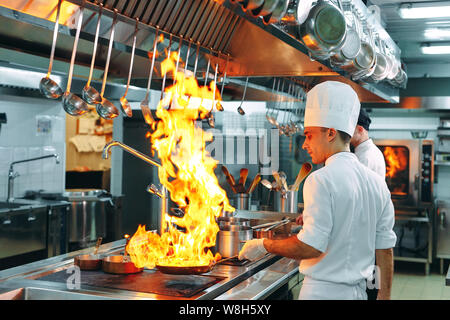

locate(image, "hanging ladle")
(237, 76), (249, 115)
(39, 0), (63, 99)
(216, 53), (230, 112)
(119, 18), (139, 117)
(160, 34), (173, 103)
(140, 28), (160, 125)
(96, 10), (120, 120)
(62, 0), (89, 116)
(81, 3), (103, 105)
(170, 36), (183, 110)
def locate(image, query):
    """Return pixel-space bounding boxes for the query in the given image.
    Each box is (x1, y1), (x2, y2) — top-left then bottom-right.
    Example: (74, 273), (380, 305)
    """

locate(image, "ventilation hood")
(0, 0), (401, 104)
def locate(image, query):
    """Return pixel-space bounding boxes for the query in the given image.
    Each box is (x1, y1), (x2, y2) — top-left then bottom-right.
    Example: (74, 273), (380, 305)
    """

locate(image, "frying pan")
(155, 255), (239, 275)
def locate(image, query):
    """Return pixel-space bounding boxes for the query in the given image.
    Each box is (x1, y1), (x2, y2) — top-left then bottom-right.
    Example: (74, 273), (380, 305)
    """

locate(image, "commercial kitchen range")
(0, 211), (302, 300)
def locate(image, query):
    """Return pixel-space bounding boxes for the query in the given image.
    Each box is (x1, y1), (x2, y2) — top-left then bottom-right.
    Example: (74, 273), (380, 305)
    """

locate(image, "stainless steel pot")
(217, 217), (251, 228)
(330, 4), (361, 66)
(65, 189), (111, 249)
(216, 225), (253, 258)
(299, 0), (347, 59)
(262, 0), (290, 25)
(251, 0), (279, 17)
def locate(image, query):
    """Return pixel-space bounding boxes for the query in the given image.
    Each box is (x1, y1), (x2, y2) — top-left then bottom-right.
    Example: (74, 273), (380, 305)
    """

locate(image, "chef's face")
(302, 127), (330, 164)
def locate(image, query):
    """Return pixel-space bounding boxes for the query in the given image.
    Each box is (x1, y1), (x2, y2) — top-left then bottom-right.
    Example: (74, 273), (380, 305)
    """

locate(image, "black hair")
(358, 108), (371, 131)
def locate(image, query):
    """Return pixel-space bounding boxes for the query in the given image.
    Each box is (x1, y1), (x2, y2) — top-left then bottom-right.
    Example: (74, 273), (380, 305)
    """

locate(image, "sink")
(0, 287), (114, 300)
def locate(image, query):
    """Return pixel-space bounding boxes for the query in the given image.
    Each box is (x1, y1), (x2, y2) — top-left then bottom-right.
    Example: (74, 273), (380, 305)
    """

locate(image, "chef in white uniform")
(239, 81), (397, 300)
(350, 108), (388, 301)
(350, 108), (386, 178)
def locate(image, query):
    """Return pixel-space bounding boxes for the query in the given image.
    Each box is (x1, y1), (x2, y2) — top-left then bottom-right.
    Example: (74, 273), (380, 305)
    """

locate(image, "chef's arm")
(375, 248), (394, 300)
(263, 235), (322, 260)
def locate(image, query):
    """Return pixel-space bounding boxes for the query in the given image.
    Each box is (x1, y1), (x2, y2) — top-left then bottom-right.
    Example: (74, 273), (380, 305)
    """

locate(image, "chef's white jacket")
(354, 139), (386, 178)
(297, 152), (397, 286)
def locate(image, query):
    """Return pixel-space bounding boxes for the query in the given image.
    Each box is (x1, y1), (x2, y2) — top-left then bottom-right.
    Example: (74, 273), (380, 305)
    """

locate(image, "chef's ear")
(327, 128), (338, 142)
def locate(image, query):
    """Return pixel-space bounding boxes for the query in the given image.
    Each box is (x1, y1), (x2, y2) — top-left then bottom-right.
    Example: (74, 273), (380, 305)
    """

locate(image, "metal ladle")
(140, 28), (159, 126)
(62, 1), (89, 116)
(216, 53), (230, 112)
(160, 34), (173, 103)
(39, 0), (63, 99)
(96, 10), (119, 120)
(81, 3), (103, 105)
(237, 76), (249, 115)
(119, 18), (139, 117)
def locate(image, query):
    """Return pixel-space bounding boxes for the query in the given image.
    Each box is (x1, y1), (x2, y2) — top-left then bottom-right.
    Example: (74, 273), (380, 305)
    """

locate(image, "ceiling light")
(424, 28), (450, 39)
(399, 2), (450, 19)
(421, 42), (450, 54)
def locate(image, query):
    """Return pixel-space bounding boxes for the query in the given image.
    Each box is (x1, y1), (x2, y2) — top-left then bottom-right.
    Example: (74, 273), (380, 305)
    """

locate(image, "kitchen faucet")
(7, 154), (60, 203)
(103, 141), (167, 235)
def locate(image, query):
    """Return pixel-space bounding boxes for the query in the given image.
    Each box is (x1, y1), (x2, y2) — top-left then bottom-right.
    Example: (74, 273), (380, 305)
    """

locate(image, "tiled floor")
(391, 262), (450, 300)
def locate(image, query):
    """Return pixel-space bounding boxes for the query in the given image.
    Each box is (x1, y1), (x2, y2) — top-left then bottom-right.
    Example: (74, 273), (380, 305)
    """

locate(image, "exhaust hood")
(0, 0), (401, 104)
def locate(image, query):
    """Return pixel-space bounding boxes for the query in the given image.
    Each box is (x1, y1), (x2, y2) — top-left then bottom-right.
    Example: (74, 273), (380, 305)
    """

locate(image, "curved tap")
(7, 154), (60, 203)
(102, 140), (161, 168)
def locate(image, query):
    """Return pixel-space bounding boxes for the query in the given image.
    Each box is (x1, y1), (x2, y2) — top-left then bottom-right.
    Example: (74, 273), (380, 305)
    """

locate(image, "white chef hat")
(304, 81), (360, 136)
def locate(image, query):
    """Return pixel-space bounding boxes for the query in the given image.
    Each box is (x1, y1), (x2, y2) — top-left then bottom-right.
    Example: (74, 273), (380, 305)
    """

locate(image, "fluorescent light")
(399, 2), (450, 19)
(424, 28), (450, 39)
(421, 43), (450, 54)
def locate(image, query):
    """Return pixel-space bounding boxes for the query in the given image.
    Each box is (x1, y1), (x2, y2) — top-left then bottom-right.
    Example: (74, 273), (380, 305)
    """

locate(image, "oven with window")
(373, 139), (434, 208)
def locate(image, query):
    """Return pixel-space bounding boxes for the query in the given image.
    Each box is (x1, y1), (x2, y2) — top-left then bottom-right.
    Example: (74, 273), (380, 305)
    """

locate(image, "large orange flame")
(383, 146), (408, 179)
(126, 49), (233, 269)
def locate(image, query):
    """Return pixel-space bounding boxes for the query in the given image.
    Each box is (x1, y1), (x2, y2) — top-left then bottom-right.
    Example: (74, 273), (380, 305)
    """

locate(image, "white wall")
(0, 94), (65, 200)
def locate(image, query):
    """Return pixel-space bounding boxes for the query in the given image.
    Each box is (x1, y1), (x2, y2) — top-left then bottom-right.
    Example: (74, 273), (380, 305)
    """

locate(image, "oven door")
(374, 139), (420, 207)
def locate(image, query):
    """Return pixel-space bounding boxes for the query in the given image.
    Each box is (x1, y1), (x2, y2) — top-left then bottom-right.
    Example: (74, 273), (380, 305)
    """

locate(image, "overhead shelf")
(0, 0), (400, 104)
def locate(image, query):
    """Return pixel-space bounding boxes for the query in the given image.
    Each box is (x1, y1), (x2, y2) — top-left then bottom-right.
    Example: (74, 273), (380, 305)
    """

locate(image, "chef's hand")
(296, 214), (304, 226)
(238, 239), (267, 261)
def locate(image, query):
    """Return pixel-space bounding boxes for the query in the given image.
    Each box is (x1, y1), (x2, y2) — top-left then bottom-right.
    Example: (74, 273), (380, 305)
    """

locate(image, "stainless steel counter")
(0, 239), (301, 300)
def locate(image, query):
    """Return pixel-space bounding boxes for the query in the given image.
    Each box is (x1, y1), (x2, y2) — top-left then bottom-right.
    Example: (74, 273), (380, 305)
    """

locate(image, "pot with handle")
(330, 2), (361, 66)
(299, 0), (347, 60)
(216, 225), (253, 258)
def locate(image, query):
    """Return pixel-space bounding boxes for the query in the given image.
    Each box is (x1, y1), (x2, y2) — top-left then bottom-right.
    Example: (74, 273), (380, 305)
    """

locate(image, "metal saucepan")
(102, 255), (144, 274)
(330, 3), (361, 66)
(262, 0), (290, 25)
(39, 0), (63, 99)
(216, 225), (253, 258)
(218, 216), (251, 228)
(74, 237), (103, 270)
(250, 0), (278, 17)
(299, 0), (347, 60)
(253, 218), (291, 239)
